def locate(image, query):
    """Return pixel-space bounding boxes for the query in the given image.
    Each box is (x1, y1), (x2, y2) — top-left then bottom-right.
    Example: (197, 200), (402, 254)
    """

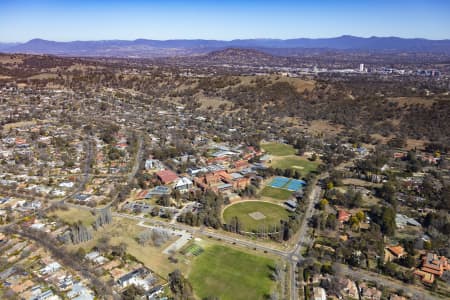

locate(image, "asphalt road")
(127, 135), (144, 184)
(288, 179), (323, 300)
(60, 137), (94, 203)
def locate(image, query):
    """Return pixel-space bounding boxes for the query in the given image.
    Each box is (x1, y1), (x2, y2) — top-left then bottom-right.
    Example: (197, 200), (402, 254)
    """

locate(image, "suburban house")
(337, 209), (351, 223)
(173, 177), (193, 192)
(40, 262), (61, 275)
(117, 268), (156, 291)
(338, 278), (359, 299)
(359, 282), (382, 300)
(156, 169), (179, 185)
(384, 245), (406, 262)
(144, 158), (163, 170)
(395, 214), (421, 229)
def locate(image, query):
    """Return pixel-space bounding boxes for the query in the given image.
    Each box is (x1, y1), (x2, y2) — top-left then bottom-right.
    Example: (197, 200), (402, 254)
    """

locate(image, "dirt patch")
(28, 73), (59, 80)
(370, 133), (394, 144)
(342, 178), (382, 188)
(405, 139), (428, 150)
(67, 63), (104, 71)
(306, 120), (343, 135)
(3, 120), (38, 132)
(288, 78), (315, 92)
(197, 95), (232, 110)
(248, 211), (266, 220)
(388, 97), (435, 108)
(237, 75), (315, 92)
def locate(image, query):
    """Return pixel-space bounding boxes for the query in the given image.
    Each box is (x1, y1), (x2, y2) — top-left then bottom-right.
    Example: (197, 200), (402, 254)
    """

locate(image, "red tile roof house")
(337, 209), (351, 223)
(384, 245), (406, 262)
(156, 170), (179, 185)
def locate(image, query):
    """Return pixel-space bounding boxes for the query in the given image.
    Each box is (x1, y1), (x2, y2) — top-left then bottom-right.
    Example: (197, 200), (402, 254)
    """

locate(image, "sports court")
(269, 176), (290, 188)
(285, 179), (306, 191)
(268, 176), (306, 192)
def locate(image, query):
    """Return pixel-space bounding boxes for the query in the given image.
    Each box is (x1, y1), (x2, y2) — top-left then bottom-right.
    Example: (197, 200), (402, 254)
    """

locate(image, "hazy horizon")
(2, 34), (450, 45)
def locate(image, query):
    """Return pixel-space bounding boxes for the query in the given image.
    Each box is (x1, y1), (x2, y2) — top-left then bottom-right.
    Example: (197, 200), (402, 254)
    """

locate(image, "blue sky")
(0, 0), (449, 42)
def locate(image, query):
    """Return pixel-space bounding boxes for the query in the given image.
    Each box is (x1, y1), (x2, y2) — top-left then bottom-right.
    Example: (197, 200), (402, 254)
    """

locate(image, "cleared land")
(260, 186), (293, 200)
(189, 245), (276, 300)
(306, 120), (344, 135)
(197, 95), (232, 110)
(223, 201), (289, 232)
(261, 142), (296, 156)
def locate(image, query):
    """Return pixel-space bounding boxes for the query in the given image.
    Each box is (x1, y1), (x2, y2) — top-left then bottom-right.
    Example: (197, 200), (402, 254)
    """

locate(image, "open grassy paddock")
(223, 201), (290, 232)
(261, 142), (297, 156)
(189, 245), (276, 300)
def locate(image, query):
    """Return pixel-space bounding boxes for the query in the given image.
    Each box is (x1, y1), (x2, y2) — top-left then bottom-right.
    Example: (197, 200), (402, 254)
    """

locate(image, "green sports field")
(270, 156), (319, 176)
(260, 186), (293, 200)
(261, 142), (319, 176)
(223, 201), (289, 232)
(261, 142), (297, 156)
(189, 245), (276, 300)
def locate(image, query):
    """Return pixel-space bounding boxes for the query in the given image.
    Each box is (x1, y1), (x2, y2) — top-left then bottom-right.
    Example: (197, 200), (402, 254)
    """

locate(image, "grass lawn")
(189, 245), (276, 300)
(270, 156), (319, 176)
(223, 201), (289, 232)
(261, 142), (296, 156)
(260, 186), (293, 200)
(49, 207), (96, 226)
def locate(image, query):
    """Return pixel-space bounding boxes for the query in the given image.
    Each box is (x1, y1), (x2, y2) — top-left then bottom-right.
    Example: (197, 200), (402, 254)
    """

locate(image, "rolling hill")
(1, 36), (450, 58)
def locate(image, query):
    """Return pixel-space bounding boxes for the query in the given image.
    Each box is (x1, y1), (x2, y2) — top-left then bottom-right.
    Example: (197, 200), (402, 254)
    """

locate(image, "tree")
(122, 284), (145, 300)
(399, 255), (416, 268)
(74, 247), (86, 260)
(378, 181), (397, 207)
(326, 182), (334, 190)
(355, 211), (365, 222)
(326, 214), (337, 229)
(381, 207), (396, 236)
(318, 198), (328, 210)
(169, 269), (194, 300)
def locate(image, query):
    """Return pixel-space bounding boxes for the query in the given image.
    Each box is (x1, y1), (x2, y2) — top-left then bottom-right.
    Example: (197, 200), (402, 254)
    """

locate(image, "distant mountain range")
(1, 36), (450, 57)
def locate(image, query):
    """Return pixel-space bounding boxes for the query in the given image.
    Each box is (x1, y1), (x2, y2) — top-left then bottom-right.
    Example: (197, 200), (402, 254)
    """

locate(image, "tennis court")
(183, 244), (204, 256)
(269, 176), (290, 188)
(285, 179), (306, 191)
